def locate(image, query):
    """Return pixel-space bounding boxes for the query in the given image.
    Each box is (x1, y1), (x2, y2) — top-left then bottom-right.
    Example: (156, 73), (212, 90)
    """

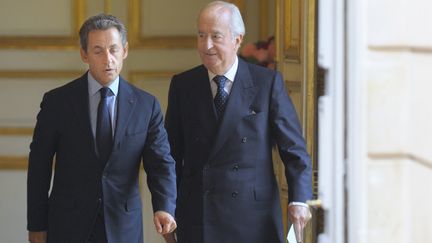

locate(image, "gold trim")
(104, 0), (112, 14)
(128, 0), (196, 48)
(259, 0), (269, 40)
(0, 0), (86, 49)
(369, 45), (432, 53)
(284, 0), (302, 61)
(304, 3), (318, 241)
(274, 0), (281, 67)
(128, 0), (247, 49)
(229, 0), (246, 18)
(0, 70), (84, 171)
(0, 127), (33, 136)
(74, 0), (86, 34)
(0, 70), (83, 79)
(0, 156), (28, 170)
(305, 0), (317, 171)
(128, 0), (140, 46)
(0, 71), (82, 151)
(286, 80), (302, 93)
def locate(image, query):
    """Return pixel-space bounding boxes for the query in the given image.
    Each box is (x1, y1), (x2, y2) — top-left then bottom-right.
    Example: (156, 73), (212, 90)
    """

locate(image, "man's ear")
(80, 48), (89, 64)
(123, 42), (129, 59)
(235, 35), (243, 49)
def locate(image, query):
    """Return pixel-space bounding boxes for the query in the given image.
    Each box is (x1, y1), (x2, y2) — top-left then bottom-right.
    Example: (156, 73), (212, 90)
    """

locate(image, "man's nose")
(103, 51), (114, 65)
(204, 37), (214, 49)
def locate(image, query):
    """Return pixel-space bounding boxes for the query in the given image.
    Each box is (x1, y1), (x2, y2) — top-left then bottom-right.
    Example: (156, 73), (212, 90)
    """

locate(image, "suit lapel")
(112, 77), (136, 153)
(68, 75), (137, 164)
(68, 73), (97, 158)
(194, 66), (219, 141)
(209, 59), (258, 160)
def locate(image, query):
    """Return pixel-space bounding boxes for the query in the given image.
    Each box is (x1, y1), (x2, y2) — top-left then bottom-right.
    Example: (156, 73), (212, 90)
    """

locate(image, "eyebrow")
(198, 30), (224, 35)
(91, 44), (120, 50)
(92, 46), (103, 51)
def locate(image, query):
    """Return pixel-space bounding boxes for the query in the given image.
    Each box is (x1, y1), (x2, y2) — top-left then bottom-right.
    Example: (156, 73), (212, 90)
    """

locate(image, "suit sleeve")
(269, 71), (313, 203)
(142, 96), (177, 216)
(164, 75), (184, 190)
(27, 92), (58, 231)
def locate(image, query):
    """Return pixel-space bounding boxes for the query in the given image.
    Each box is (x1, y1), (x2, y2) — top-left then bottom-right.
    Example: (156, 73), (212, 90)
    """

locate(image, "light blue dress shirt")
(87, 72), (119, 139)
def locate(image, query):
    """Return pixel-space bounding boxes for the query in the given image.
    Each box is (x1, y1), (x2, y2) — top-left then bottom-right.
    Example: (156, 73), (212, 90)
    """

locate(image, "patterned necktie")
(96, 87), (113, 165)
(213, 75), (229, 118)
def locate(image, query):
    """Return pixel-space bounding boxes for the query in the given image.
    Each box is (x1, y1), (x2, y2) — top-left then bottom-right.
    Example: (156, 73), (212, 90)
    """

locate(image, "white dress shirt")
(208, 56), (239, 98)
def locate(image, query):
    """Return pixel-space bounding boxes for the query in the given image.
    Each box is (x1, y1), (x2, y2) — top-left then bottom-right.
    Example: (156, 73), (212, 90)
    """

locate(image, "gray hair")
(79, 14), (127, 51)
(199, 1), (246, 39)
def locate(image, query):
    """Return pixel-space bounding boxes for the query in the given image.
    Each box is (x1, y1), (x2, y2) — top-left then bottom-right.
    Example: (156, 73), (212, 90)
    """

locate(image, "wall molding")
(128, 0), (196, 48)
(259, 0), (269, 40)
(0, 70), (84, 171)
(286, 80), (302, 93)
(0, 0), (85, 49)
(369, 152), (432, 170)
(284, 0), (302, 61)
(0, 156), (27, 170)
(0, 70), (83, 79)
(369, 45), (432, 53)
(0, 127), (33, 136)
(128, 0), (246, 48)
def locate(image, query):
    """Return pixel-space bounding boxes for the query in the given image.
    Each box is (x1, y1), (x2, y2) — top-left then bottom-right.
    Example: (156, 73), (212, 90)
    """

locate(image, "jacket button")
(241, 137), (247, 143)
(232, 164), (239, 171)
(97, 198), (102, 203)
(231, 191), (238, 198)
(203, 165), (210, 173)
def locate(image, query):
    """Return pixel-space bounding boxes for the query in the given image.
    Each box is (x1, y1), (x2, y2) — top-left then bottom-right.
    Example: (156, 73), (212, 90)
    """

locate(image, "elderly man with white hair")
(164, 1), (312, 243)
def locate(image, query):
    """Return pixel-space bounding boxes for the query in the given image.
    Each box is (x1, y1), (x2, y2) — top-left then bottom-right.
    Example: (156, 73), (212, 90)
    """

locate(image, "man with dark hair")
(164, 1), (312, 243)
(27, 14), (177, 243)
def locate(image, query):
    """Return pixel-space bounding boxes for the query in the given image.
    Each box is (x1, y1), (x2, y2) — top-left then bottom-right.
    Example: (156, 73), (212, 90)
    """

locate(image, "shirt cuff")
(288, 201), (309, 208)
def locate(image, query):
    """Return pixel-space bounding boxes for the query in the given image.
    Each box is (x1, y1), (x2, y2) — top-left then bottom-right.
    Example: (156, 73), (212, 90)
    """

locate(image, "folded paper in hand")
(287, 224), (297, 243)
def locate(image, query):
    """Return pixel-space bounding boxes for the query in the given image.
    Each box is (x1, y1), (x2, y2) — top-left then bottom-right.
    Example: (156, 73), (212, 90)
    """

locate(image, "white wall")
(347, 0), (432, 242)
(0, 171), (27, 243)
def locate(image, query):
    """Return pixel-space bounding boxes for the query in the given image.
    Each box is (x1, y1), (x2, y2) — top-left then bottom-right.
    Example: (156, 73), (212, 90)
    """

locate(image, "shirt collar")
(88, 72), (119, 97)
(208, 56), (239, 82)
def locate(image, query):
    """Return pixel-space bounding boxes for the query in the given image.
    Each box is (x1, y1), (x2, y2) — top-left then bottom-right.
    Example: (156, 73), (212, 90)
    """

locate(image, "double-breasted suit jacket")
(27, 73), (176, 243)
(165, 58), (312, 243)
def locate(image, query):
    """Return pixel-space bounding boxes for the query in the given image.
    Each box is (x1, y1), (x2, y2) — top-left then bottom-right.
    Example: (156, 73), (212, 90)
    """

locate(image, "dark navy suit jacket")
(165, 58), (312, 243)
(27, 73), (176, 243)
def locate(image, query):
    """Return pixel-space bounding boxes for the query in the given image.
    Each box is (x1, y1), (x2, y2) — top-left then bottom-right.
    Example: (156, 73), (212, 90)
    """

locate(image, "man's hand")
(162, 232), (177, 243)
(153, 211), (177, 235)
(28, 231), (47, 243)
(288, 205), (312, 242)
